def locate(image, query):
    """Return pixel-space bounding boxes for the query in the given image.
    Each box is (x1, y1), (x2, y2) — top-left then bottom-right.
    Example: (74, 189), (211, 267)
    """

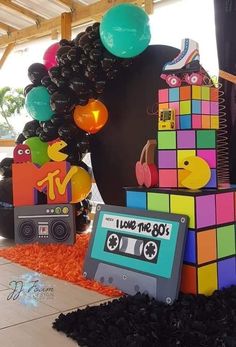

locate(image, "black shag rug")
(53, 286), (236, 347)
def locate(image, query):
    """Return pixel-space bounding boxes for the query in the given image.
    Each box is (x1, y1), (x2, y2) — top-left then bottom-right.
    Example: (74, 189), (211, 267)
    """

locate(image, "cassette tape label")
(91, 211), (180, 278)
(102, 214), (172, 240)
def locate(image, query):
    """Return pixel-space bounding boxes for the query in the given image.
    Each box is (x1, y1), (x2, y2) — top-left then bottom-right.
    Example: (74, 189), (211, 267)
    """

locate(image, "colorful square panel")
(216, 192), (234, 224)
(192, 86), (201, 100)
(180, 115), (191, 129)
(158, 89), (169, 103)
(180, 86), (191, 100)
(158, 103), (169, 113)
(217, 224), (235, 258)
(202, 115), (211, 129)
(180, 264), (197, 294)
(175, 116), (180, 129)
(170, 194), (195, 228)
(159, 169), (177, 188)
(147, 192), (170, 213)
(180, 101), (191, 115)
(218, 257), (236, 289)
(192, 115), (202, 129)
(157, 131), (176, 150)
(192, 100), (201, 114)
(177, 130), (195, 148)
(177, 149), (196, 167)
(205, 169), (217, 188)
(169, 88), (180, 102)
(198, 263), (218, 295)
(202, 101), (211, 114)
(197, 149), (216, 168)
(184, 230), (196, 263)
(126, 191), (147, 209)
(201, 86), (210, 100)
(196, 130), (216, 149)
(158, 150), (177, 168)
(196, 195), (216, 228)
(211, 101), (219, 115)
(211, 116), (219, 129)
(210, 87), (219, 101)
(169, 102), (180, 116)
(197, 229), (217, 265)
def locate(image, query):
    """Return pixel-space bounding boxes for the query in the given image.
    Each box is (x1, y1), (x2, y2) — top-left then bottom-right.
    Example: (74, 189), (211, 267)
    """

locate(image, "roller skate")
(161, 38), (204, 87)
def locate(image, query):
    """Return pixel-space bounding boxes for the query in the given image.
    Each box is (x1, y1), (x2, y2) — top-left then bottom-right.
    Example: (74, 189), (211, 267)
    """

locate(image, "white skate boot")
(161, 38), (203, 87)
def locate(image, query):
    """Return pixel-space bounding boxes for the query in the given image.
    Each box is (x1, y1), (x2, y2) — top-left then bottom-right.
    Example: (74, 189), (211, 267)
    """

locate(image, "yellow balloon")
(70, 166), (92, 203)
(48, 140), (68, 162)
(180, 156), (211, 190)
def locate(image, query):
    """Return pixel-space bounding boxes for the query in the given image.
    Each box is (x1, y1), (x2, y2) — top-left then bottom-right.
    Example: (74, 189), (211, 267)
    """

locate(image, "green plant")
(0, 87), (25, 137)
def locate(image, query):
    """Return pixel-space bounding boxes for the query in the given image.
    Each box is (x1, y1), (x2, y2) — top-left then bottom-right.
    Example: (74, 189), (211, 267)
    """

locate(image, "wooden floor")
(0, 237), (110, 347)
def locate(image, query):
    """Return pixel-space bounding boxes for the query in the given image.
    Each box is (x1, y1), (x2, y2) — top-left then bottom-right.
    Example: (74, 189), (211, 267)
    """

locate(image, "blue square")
(218, 257), (236, 289)
(126, 191), (147, 209)
(184, 230), (196, 263)
(169, 88), (180, 102)
(192, 100), (201, 114)
(205, 169), (217, 188)
(180, 115), (191, 129)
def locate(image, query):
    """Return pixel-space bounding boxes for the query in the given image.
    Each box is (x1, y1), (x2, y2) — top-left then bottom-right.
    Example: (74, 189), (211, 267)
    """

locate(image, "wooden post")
(145, 0), (154, 14)
(61, 12), (72, 40)
(0, 43), (15, 69)
(219, 70), (236, 84)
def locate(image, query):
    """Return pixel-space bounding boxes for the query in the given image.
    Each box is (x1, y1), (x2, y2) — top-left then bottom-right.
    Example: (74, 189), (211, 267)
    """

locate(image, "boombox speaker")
(14, 204), (76, 245)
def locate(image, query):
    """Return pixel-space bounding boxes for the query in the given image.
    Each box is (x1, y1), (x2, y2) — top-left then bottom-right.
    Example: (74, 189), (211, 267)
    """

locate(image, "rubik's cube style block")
(125, 186), (236, 295)
(158, 86), (219, 130)
(156, 129), (217, 188)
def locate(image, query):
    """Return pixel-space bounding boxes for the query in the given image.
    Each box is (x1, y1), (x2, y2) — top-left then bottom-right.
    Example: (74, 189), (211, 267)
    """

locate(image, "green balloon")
(25, 86), (53, 121)
(99, 4), (151, 58)
(25, 137), (50, 166)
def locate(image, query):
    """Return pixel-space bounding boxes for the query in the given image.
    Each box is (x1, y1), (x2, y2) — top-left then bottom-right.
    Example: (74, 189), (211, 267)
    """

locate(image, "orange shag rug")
(0, 233), (122, 298)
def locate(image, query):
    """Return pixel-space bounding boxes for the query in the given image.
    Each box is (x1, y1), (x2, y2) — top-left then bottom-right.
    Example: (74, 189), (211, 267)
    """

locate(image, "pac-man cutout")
(48, 139), (68, 162)
(13, 144), (32, 164)
(180, 156), (211, 190)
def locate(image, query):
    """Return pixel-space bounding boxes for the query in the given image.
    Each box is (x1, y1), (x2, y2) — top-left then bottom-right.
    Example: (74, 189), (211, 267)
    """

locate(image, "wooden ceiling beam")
(0, 0), (46, 22)
(61, 12), (72, 40)
(54, 0), (83, 10)
(0, 21), (18, 33)
(0, 0), (145, 48)
(0, 42), (15, 68)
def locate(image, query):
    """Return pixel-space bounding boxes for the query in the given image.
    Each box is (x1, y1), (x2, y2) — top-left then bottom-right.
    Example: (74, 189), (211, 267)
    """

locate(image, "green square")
(201, 86), (210, 100)
(180, 101), (191, 114)
(197, 130), (216, 148)
(217, 225), (235, 258)
(157, 131), (176, 149)
(147, 192), (170, 213)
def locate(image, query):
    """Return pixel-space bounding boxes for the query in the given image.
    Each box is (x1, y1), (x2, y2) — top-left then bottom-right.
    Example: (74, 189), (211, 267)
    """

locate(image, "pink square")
(158, 89), (169, 103)
(169, 102), (179, 115)
(159, 169), (177, 188)
(211, 101), (219, 115)
(216, 192), (234, 224)
(175, 116), (180, 129)
(192, 115), (202, 129)
(197, 149), (216, 168)
(202, 101), (211, 114)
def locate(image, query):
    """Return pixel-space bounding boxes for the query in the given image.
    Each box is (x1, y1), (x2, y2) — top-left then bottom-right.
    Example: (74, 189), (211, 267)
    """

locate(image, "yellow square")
(192, 86), (201, 99)
(198, 263), (218, 295)
(211, 116), (219, 129)
(170, 194), (195, 228)
(177, 149), (196, 167)
(158, 103), (169, 113)
(202, 115), (210, 129)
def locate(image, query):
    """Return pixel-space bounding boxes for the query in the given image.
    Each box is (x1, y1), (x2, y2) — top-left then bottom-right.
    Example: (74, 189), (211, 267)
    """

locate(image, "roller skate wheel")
(187, 72), (203, 85)
(135, 161), (145, 186)
(143, 163), (158, 188)
(166, 75), (182, 87)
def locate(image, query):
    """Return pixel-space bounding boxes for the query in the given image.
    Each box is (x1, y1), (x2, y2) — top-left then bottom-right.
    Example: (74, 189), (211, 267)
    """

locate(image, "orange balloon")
(70, 166), (92, 203)
(73, 99), (108, 134)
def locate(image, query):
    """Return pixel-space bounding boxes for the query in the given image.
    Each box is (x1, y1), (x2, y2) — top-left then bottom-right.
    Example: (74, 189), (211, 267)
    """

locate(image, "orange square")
(180, 86), (191, 100)
(180, 264), (197, 294)
(197, 229), (217, 264)
(210, 87), (219, 101)
(158, 103), (169, 113)
(202, 115), (210, 129)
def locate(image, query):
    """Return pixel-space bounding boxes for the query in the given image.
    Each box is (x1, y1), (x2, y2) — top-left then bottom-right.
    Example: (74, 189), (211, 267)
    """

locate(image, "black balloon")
(23, 120), (40, 138)
(0, 178), (14, 239)
(59, 52), (70, 66)
(42, 120), (58, 136)
(61, 66), (72, 79)
(59, 39), (71, 46)
(51, 113), (65, 126)
(28, 63), (48, 85)
(0, 158), (13, 178)
(74, 32), (84, 46)
(70, 77), (89, 95)
(50, 91), (75, 113)
(51, 76), (68, 88)
(90, 49), (102, 61)
(58, 124), (77, 142)
(71, 62), (82, 74)
(41, 75), (52, 87)
(78, 33), (90, 48)
(48, 66), (61, 79)
(36, 127), (43, 137)
(76, 213), (91, 233)
(24, 84), (34, 96)
(47, 83), (58, 95)
(77, 95), (89, 106)
(56, 46), (71, 64)
(15, 133), (26, 144)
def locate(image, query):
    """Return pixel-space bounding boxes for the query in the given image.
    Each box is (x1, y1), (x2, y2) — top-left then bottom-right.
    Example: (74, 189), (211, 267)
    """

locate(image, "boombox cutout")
(83, 205), (188, 304)
(14, 203), (76, 245)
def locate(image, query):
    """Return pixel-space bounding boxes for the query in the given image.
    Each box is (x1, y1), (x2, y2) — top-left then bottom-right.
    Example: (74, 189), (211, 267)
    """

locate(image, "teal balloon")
(99, 4), (151, 58)
(25, 86), (53, 121)
(25, 137), (50, 166)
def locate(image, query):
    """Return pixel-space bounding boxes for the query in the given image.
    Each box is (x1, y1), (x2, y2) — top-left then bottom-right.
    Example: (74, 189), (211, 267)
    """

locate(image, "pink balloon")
(43, 42), (60, 70)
